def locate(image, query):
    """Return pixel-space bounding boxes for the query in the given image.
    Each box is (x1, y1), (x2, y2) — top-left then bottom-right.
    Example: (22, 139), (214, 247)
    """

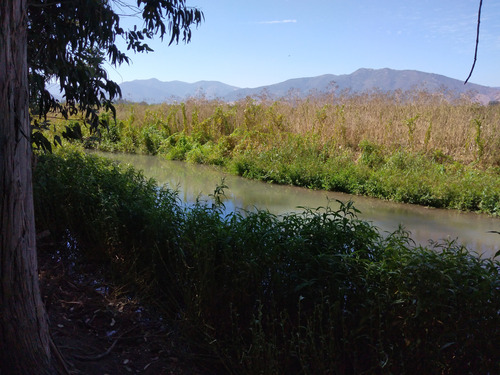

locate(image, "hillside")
(118, 68), (500, 104)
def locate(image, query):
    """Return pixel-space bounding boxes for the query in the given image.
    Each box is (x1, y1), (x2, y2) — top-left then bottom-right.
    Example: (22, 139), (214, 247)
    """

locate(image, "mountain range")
(55, 68), (500, 105)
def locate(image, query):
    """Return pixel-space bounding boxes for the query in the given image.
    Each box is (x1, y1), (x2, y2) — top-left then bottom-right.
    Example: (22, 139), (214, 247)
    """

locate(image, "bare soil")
(38, 241), (209, 375)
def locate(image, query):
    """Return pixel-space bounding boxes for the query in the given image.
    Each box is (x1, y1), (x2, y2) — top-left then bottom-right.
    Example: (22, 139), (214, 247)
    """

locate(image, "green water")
(95, 151), (500, 257)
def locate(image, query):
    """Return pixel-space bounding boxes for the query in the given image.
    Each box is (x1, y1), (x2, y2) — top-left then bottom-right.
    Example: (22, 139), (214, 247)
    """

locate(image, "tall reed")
(106, 90), (500, 166)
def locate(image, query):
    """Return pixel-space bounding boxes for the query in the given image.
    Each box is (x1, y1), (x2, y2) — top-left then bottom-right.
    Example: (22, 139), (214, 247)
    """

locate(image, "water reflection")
(95, 152), (500, 257)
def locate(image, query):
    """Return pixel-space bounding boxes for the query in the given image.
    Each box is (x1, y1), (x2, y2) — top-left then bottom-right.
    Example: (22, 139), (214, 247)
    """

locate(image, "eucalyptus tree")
(0, 1), (202, 373)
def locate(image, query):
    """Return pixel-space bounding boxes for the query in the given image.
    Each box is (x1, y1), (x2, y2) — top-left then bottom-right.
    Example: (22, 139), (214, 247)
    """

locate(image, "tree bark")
(0, 0), (55, 373)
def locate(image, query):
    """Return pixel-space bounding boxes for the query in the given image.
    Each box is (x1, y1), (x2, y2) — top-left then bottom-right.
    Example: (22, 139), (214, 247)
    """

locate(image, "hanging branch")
(465, 0), (483, 84)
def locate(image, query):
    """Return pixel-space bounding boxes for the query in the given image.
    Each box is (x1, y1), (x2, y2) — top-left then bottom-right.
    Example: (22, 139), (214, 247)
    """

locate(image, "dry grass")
(113, 90), (500, 166)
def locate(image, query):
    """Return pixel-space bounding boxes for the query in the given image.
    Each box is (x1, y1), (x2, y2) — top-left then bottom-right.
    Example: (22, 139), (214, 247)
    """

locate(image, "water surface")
(96, 152), (500, 257)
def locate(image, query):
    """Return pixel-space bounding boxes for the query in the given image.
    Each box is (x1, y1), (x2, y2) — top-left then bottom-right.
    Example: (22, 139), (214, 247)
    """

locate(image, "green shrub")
(141, 124), (164, 154)
(359, 139), (385, 168)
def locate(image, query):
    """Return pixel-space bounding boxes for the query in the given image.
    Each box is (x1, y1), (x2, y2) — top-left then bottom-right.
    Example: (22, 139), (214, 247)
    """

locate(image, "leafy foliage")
(28, 0), (203, 147)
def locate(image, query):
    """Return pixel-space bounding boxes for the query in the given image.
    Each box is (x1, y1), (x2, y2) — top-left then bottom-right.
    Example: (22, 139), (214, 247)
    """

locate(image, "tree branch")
(465, 0), (483, 84)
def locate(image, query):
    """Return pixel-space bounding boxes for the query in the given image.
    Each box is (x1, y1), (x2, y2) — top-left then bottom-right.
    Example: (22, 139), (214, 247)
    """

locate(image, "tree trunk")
(0, 1), (55, 374)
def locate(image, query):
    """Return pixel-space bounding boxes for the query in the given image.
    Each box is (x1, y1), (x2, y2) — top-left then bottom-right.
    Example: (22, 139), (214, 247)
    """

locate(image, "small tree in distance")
(0, 1), (203, 374)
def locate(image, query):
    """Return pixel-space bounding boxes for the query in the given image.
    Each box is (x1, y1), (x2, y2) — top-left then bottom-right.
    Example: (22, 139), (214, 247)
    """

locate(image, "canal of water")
(96, 152), (500, 257)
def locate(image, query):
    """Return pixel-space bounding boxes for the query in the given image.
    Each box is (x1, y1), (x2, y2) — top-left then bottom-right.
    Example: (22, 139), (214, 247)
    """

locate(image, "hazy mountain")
(222, 68), (500, 104)
(49, 68), (500, 104)
(119, 78), (239, 103)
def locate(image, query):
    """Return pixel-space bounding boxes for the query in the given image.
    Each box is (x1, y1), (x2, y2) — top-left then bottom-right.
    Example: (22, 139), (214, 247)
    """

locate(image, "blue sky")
(109, 0), (500, 88)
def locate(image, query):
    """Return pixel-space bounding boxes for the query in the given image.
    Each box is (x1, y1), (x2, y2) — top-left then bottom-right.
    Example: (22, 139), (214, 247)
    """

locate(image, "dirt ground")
(38, 242), (209, 375)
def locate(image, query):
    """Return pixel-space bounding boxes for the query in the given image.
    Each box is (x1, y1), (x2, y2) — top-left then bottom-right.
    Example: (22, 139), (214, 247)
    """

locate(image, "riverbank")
(33, 149), (500, 374)
(44, 92), (500, 215)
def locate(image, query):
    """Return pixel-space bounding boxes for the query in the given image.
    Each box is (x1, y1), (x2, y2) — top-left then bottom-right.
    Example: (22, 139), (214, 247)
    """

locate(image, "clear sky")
(108, 0), (500, 88)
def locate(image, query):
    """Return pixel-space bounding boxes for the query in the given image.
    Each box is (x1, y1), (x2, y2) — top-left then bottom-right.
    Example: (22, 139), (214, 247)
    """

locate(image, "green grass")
(33, 149), (500, 374)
